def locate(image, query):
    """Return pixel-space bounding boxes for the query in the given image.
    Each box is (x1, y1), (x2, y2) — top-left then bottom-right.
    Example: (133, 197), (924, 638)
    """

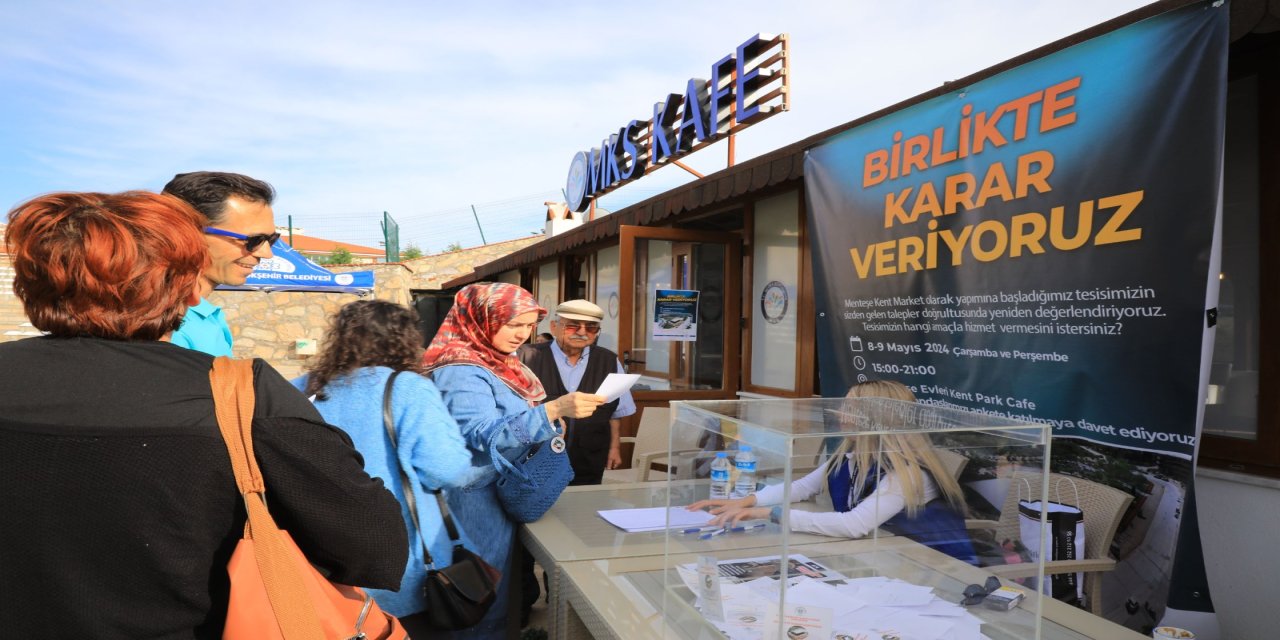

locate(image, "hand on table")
(686, 495), (770, 525)
(687, 494), (756, 513)
(705, 506), (772, 527)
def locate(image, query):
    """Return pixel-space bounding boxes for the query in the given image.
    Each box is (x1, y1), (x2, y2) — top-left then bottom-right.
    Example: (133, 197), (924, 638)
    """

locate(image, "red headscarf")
(422, 282), (547, 401)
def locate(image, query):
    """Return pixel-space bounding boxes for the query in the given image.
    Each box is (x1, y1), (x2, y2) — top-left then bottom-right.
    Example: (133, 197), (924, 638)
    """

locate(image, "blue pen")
(681, 525), (721, 535)
(729, 522), (768, 533)
(698, 527), (727, 540)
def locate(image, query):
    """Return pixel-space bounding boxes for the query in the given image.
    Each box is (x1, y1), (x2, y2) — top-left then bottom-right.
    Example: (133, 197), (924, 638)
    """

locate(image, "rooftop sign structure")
(565, 33), (790, 212)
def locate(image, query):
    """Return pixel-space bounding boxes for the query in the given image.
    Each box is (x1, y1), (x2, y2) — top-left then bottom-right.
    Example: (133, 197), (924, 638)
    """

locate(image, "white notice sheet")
(594, 373), (640, 402)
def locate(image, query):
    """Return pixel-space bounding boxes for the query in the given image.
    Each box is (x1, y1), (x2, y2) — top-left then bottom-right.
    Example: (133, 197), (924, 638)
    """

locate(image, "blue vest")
(828, 460), (979, 566)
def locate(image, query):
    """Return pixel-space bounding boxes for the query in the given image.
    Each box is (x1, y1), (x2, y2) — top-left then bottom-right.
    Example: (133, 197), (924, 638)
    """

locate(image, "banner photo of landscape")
(653, 288), (699, 341)
(217, 240), (376, 294)
(804, 2), (1226, 630)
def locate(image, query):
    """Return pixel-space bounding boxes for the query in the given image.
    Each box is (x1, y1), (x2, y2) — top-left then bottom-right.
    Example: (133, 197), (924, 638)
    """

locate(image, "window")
(1199, 34), (1280, 477)
(536, 262), (558, 337)
(747, 191), (802, 393)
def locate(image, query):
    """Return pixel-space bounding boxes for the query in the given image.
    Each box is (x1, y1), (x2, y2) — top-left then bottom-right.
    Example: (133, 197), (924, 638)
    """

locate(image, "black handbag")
(492, 418), (575, 523)
(383, 371), (502, 630)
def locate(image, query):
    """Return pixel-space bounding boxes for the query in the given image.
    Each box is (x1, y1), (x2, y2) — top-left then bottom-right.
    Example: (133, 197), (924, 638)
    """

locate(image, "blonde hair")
(825, 380), (967, 518)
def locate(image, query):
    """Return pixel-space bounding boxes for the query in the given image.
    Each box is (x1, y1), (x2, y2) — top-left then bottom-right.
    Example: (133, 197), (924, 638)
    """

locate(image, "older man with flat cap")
(519, 299), (636, 485)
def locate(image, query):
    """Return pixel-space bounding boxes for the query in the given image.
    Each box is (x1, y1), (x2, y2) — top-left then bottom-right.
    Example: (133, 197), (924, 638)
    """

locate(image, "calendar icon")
(848, 336), (864, 352)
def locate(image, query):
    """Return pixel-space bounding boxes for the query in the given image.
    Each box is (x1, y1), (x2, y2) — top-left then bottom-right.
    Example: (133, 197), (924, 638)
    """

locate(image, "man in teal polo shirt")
(162, 172), (279, 356)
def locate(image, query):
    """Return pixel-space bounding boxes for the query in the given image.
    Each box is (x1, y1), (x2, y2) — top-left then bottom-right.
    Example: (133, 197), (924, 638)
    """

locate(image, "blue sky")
(0, 0), (1150, 252)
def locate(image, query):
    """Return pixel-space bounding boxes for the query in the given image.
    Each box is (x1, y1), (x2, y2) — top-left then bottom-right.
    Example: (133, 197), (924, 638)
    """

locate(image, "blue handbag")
(492, 419), (574, 523)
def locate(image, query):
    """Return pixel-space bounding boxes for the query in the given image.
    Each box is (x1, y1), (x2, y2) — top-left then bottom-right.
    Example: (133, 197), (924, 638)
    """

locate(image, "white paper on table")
(883, 613), (965, 640)
(849, 580), (935, 607)
(887, 596), (970, 618)
(763, 601), (832, 640)
(783, 579), (864, 614)
(723, 598), (770, 640)
(597, 506), (713, 532)
(594, 372), (640, 402)
(744, 575), (809, 602)
(832, 605), (898, 635)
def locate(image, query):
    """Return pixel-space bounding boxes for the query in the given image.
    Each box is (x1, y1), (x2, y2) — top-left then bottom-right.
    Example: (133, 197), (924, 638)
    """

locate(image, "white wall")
(594, 245), (620, 353)
(751, 190), (800, 391)
(1194, 469), (1280, 640)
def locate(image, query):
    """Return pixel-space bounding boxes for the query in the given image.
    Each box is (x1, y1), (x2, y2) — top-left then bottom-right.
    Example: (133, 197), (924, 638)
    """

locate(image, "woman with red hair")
(0, 191), (407, 639)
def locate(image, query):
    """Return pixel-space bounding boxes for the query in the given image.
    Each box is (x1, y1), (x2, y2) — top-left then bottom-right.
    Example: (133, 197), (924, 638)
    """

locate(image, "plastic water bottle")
(733, 446), (757, 498)
(709, 453), (732, 500)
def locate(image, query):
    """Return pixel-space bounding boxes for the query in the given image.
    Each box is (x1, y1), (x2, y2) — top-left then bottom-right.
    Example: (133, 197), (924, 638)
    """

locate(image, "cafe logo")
(760, 280), (788, 324)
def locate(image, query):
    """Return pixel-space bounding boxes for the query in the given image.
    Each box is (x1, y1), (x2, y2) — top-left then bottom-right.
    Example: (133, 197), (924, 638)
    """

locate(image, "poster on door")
(653, 289), (699, 341)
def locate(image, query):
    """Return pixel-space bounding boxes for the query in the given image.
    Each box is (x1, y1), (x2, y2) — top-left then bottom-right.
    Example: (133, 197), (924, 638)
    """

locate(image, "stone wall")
(0, 254), (39, 340)
(403, 235), (543, 289)
(212, 263), (414, 379)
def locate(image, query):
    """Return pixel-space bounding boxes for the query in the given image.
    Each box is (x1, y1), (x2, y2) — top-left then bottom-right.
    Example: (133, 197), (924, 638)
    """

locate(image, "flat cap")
(555, 299), (604, 322)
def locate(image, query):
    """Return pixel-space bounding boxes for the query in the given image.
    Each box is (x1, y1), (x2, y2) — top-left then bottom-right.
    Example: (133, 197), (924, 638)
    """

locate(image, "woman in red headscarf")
(423, 282), (603, 638)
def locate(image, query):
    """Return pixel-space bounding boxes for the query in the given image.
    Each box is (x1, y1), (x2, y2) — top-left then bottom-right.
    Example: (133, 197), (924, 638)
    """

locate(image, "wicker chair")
(969, 472), (1133, 615)
(934, 448), (969, 481)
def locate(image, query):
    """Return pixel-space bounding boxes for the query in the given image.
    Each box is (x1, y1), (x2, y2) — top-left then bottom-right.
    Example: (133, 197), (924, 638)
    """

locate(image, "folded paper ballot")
(594, 373), (640, 402)
(597, 506), (715, 532)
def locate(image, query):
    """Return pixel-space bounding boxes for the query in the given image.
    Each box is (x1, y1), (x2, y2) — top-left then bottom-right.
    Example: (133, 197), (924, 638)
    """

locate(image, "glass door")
(618, 225), (741, 401)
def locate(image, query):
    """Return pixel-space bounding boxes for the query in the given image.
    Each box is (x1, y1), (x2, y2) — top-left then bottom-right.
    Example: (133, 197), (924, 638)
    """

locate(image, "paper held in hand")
(595, 373), (640, 402)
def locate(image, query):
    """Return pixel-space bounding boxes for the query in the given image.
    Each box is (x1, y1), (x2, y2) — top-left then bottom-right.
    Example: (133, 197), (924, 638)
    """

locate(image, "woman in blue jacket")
(422, 283), (604, 639)
(295, 300), (471, 637)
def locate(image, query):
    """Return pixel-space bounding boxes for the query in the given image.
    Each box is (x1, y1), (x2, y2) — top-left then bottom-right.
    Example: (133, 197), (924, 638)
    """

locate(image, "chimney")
(544, 201), (584, 237)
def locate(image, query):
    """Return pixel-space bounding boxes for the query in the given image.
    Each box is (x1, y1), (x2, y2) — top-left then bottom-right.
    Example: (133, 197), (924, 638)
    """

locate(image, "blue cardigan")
(427, 364), (556, 489)
(292, 367), (471, 617)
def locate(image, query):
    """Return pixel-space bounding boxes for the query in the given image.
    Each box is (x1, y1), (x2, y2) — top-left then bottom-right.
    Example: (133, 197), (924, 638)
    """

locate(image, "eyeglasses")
(961, 576), (1003, 606)
(561, 321), (601, 335)
(204, 227), (281, 252)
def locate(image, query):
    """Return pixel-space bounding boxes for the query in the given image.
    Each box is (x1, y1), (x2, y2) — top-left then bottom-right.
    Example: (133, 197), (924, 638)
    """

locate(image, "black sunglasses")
(961, 576), (1003, 606)
(204, 227), (281, 252)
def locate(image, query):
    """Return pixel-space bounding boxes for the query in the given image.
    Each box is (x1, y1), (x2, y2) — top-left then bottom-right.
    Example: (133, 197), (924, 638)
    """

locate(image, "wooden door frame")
(618, 224), (742, 402)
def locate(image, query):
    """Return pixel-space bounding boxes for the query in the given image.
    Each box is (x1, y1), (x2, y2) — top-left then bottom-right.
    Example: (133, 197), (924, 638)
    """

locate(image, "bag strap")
(381, 370), (465, 569)
(1055, 476), (1082, 508)
(211, 357), (326, 640)
(1016, 476), (1034, 503)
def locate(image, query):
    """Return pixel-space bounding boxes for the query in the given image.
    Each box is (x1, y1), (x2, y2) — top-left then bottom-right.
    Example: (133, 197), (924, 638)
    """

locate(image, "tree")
(401, 243), (424, 260)
(321, 247), (354, 265)
(445, 241), (464, 253)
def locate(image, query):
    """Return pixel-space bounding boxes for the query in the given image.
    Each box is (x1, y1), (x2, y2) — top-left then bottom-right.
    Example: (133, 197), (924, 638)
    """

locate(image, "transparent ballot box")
(658, 397), (1057, 640)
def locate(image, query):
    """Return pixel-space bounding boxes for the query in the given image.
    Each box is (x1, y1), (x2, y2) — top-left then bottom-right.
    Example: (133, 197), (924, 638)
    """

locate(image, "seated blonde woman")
(689, 380), (978, 565)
